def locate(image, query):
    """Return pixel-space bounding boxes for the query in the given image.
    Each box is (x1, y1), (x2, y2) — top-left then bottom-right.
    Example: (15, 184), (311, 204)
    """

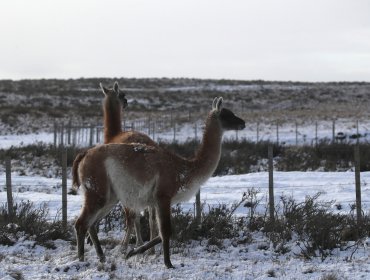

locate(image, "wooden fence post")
(72, 126), (77, 146)
(195, 190), (201, 224)
(60, 123), (64, 147)
(194, 123), (198, 141)
(276, 122), (279, 145)
(96, 126), (100, 144)
(6, 156), (14, 220)
(62, 148), (68, 229)
(173, 122), (176, 142)
(54, 122), (58, 147)
(67, 120), (72, 145)
(77, 125), (81, 145)
(295, 122), (298, 145)
(268, 145), (275, 221)
(152, 121), (156, 141)
(257, 122), (259, 142)
(147, 117), (151, 136)
(315, 121), (318, 147)
(89, 125), (94, 146)
(332, 120), (336, 143)
(354, 145), (362, 226)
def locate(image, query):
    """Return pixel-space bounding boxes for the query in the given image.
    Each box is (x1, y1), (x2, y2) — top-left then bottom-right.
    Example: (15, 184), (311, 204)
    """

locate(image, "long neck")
(191, 112), (223, 181)
(103, 97), (122, 143)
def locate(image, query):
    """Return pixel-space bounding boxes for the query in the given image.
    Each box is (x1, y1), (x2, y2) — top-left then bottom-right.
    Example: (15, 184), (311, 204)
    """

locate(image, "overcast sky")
(1, 0), (369, 82)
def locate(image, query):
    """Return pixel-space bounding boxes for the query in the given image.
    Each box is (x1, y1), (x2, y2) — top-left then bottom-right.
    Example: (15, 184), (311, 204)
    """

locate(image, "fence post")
(295, 122), (298, 145)
(147, 117), (151, 136)
(268, 145), (275, 221)
(315, 121), (318, 147)
(89, 125), (94, 146)
(173, 122), (176, 142)
(62, 148), (68, 230)
(96, 126), (100, 144)
(257, 122), (259, 142)
(354, 145), (362, 226)
(60, 123), (64, 147)
(72, 126), (77, 146)
(332, 120), (336, 143)
(77, 124), (80, 144)
(67, 120), (72, 145)
(6, 156), (14, 220)
(276, 122), (279, 145)
(194, 123), (198, 141)
(195, 190), (201, 224)
(152, 121), (156, 141)
(54, 122), (58, 147)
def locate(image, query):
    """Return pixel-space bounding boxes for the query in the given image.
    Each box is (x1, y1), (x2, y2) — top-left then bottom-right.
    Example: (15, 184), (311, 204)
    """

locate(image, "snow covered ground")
(2, 118), (370, 279)
(1, 171), (370, 279)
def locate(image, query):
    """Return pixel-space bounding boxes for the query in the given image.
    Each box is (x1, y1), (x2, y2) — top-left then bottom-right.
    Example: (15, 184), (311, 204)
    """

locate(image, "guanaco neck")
(190, 111), (223, 183)
(103, 96), (122, 143)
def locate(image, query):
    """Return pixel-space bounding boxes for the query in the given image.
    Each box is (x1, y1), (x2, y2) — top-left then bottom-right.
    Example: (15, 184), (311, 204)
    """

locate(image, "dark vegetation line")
(1, 139), (370, 176)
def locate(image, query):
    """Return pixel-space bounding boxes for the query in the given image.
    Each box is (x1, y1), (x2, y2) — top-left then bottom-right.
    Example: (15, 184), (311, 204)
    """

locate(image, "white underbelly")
(105, 158), (156, 211)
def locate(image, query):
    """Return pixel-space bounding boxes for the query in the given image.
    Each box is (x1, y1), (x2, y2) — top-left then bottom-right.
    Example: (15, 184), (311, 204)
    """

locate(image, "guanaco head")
(212, 97), (245, 131)
(100, 81), (128, 109)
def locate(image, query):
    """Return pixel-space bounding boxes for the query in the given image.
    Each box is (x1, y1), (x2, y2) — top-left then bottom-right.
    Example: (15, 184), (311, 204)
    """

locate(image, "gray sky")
(1, 0), (369, 82)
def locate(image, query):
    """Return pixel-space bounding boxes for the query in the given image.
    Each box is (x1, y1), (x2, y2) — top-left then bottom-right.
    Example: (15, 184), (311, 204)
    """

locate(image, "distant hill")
(1, 78), (369, 134)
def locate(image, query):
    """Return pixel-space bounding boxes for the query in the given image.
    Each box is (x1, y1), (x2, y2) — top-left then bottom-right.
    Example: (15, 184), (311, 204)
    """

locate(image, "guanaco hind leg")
(88, 225), (105, 262)
(75, 193), (116, 262)
(148, 206), (157, 254)
(121, 207), (133, 251)
(133, 213), (143, 246)
(156, 200), (174, 269)
(126, 201), (173, 268)
(121, 207), (143, 251)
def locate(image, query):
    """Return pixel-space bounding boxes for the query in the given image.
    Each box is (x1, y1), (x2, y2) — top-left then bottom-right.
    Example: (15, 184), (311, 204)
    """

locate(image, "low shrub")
(260, 193), (369, 260)
(0, 201), (71, 247)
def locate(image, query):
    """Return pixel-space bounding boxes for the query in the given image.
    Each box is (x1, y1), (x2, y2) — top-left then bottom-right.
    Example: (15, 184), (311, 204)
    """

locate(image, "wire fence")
(1, 144), (368, 226)
(52, 117), (370, 148)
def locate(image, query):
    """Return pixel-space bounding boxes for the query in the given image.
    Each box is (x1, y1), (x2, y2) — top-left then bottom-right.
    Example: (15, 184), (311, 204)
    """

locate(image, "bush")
(0, 201), (71, 247)
(261, 193), (368, 260)
(3, 140), (370, 179)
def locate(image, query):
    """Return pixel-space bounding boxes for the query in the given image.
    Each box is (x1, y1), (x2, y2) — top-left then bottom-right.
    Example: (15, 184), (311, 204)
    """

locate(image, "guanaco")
(74, 97), (245, 268)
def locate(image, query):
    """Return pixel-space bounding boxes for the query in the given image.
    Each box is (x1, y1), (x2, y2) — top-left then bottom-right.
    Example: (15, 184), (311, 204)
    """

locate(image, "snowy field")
(1, 171), (370, 279)
(2, 120), (370, 279)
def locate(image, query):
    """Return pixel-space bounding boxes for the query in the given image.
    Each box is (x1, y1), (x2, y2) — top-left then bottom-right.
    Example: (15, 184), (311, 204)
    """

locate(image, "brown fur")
(74, 97), (245, 268)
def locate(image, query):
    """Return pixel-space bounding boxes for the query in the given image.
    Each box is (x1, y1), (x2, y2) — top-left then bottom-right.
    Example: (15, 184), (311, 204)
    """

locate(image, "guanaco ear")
(212, 97), (218, 110)
(100, 83), (108, 96)
(215, 97), (223, 111)
(113, 81), (119, 93)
